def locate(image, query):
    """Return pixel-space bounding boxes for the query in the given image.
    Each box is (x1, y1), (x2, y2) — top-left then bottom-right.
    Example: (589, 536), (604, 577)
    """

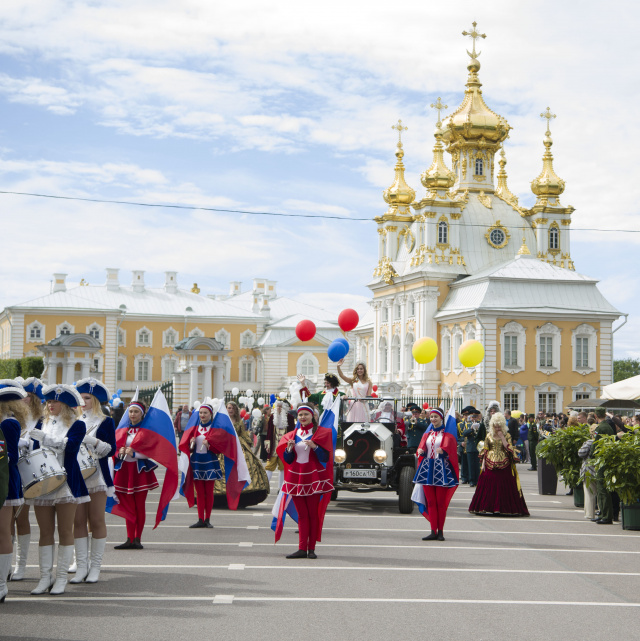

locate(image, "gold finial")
(79, 278), (88, 286)
(462, 20), (486, 59)
(391, 119), (408, 145)
(517, 235), (531, 255)
(541, 107), (556, 135)
(430, 98), (448, 128)
(191, 283), (200, 294)
(495, 144), (519, 207)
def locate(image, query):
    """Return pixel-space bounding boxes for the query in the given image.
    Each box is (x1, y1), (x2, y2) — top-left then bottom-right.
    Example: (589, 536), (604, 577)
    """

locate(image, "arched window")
(405, 334), (415, 371)
(88, 325), (100, 340)
(475, 158), (483, 175)
(138, 330), (150, 345)
(379, 337), (388, 373)
(438, 221), (448, 245)
(549, 225), (560, 250)
(391, 335), (401, 373)
(300, 357), (315, 376)
(59, 325), (71, 336)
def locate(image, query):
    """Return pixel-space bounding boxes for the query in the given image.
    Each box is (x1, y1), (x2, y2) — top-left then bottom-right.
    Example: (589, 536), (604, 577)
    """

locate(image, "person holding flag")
(276, 402), (335, 559)
(112, 389), (178, 549)
(412, 406), (459, 542)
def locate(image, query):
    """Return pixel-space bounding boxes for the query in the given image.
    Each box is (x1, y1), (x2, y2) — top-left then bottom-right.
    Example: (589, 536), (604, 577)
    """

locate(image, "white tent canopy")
(601, 375), (640, 401)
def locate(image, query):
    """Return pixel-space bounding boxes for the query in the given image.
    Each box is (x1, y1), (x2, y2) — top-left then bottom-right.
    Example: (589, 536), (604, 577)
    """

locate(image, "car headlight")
(373, 449), (387, 464)
(334, 449), (347, 464)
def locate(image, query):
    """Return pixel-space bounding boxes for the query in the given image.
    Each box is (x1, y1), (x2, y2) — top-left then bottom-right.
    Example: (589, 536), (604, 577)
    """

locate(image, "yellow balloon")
(412, 337), (438, 364)
(458, 339), (485, 368)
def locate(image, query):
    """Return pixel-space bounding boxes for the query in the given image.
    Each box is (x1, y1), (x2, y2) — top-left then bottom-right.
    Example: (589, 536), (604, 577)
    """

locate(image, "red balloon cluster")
(371, 392), (378, 398)
(338, 308), (359, 332)
(422, 402), (430, 410)
(295, 320), (316, 342)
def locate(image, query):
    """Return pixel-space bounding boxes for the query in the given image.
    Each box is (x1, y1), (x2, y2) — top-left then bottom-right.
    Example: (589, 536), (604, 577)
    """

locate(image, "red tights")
(194, 480), (215, 521)
(118, 491), (147, 540)
(423, 486), (456, 532)
(292, 494), (320, 551)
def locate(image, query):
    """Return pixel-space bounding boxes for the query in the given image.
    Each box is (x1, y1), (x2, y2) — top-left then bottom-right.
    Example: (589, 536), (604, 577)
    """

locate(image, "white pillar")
(203, 364), (213, 399)
(65, 359), (75, 385)
(398, 294), (407, 379)
(213, 364), (225, 399)
(81, 361), (91, 379)
(189, 364), (198, 407)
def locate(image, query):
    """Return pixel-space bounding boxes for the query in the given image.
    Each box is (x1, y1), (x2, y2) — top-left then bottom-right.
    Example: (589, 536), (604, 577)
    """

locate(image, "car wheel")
(398, 466), (415, 514)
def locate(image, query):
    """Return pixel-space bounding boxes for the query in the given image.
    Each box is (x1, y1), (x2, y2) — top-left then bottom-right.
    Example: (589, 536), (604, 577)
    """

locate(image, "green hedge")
(0, 357), (44, 380)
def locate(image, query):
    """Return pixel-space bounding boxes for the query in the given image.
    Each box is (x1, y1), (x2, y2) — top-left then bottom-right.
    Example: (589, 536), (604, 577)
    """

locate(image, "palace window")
(549, 226), (560, 250)
(379, 337), (388, 373)
(300, 357), (315, 376)
(382, 307), (389, 322)
(438, 221), (448, 245)
(504, 335), (518, 367)
(391, 335), (401, 373)
(539, 336), (553, 368)
(59, 325), (71, 336)
(442, 334), (451, 372)
(475, 158), (484, 175)
(409, 301), (415, 317)
(118, 329), (125, 346)
(138, 330), (150, 345)
(89, 326), (100, 340)
(30, 326), (41, 339)
(137, 360), (150, 382)
(538, 393), (557, 414)
(163, 328), (178, 347)
(575, 393), (591, 400)
(241, 331), (255, 348)
(453, 331), (463, 370)
(576, 337), (589, 368)
(117, 359), (125, 382)
(503, 393), (519, 412)
(240, 360), (253, 382)
(163, 359), (177, 380)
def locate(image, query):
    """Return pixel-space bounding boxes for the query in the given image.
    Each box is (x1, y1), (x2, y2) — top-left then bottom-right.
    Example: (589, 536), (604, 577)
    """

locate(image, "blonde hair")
(26, 392), (43, 421)
(43, 402), (80, 425)
(352, 362), (371, 383)
(489, 412), (507, 437)
(83, 393), (105, 419)
(567, 415), (580, 427)
(0, 400), (28, 430)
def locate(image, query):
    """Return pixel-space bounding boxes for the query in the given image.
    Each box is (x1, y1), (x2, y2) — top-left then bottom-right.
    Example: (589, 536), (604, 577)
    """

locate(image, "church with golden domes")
(352, 22), (623, 414)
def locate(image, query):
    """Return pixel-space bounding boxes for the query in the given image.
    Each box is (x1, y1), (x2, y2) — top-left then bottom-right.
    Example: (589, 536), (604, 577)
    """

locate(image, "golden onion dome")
(383, 122), (415, 209)
(531, 109), (565, 198)
(421, 124), (455, 190)
(441, 57), (511, 147)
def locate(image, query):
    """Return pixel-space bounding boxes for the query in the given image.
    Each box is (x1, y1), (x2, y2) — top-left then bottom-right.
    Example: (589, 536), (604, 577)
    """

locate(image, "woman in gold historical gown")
(469, 412), (529, 516)
(213, 401), (269, 507)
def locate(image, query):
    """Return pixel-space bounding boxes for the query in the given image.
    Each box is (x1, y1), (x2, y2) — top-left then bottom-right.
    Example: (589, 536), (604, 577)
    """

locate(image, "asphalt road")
(2, 467), (639, 641)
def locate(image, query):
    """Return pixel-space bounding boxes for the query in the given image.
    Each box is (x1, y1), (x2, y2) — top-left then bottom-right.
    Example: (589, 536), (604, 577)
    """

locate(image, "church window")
(539, 337), (553, 367)
(538, 393), (557, 414)
(409, 301), (415, 317)
(490, 228), (505, 246)
(391, 335), (401, 373)
(475, 158), (484, 175)
(549, 226), (560, 250)
(504, 336), (518, 367)
(379, 337), (388, 373)
(438, 221), (448, 245)
(382, 307), (389, 322)
(576, 337), (589, 368)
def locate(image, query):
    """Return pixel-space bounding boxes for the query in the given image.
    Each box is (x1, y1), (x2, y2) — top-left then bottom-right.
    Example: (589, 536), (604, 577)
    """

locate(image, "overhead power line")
(0, 189), (637, 233)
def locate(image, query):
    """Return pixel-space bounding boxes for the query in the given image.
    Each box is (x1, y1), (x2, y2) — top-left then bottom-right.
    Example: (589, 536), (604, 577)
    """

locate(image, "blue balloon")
(327, 339), (348, 362)
(117, 389), (122, 395)
(270, 394), (276, 405)
(335, 337), (350, 355)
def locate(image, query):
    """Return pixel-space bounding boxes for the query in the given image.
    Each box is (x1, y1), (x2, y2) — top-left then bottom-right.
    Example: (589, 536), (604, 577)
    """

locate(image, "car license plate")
(343, 469), (377, 479)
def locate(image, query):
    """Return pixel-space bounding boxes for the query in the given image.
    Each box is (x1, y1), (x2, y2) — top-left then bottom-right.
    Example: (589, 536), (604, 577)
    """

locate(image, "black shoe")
(114, 539), (133, 550)
(422, 530), (437, 541)
(436, 530), (445, 541)
(204, 519), (213, 528)
(527, 467), (535, 471)
(286, 549), (308, 559)
(590, 518), (600, 522)
(132, 539), (144, 549)
(596, 519), (612, 525)
(469, 483), (475, 487)
(566, 489), (573, 496)
(189, 519), (206, 528)
(307, 551), (317, 559)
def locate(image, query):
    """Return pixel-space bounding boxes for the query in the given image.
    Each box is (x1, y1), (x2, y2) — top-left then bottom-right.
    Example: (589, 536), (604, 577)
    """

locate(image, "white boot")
(278, 470), (285, 490)
(30, 545), (54, 595)
(0, 553), (11, 602)
(85, 537), (106, 583)
(69, 551), (77, 574)
(69, 537), (88, 583)
(11, 533), (31, 581)
(266, 470), (273, 481)
(50, 545), (74, 595)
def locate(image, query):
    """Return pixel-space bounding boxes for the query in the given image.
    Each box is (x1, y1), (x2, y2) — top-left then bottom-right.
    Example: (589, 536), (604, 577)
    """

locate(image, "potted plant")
(537, 424), (591, 506)
(593, 430), (640, 530)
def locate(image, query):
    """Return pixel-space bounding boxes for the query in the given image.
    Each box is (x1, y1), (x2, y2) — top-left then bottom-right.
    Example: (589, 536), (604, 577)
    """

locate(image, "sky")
(0, 0), (638, 357)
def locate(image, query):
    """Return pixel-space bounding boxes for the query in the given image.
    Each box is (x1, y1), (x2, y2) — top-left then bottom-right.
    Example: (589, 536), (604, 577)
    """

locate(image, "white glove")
(30, 429), (45, 442)
(42, 433), (67, 450)
(84, 435), (98, 447)
(18, 438), (30, 449)
(94, 441), (112, 457)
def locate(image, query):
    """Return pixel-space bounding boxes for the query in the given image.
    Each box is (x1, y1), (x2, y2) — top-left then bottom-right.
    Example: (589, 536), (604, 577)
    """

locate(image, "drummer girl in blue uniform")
(0, 384), (28, 604)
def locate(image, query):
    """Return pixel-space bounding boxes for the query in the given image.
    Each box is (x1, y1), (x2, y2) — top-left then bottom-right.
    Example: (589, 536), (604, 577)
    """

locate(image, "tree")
(613, 358), (640, 382)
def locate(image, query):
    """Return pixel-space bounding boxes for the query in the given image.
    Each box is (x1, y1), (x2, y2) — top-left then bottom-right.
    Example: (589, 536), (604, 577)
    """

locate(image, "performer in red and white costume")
(113, 400), (158, 550)
(277, 405), (333, 559)
(414, 408), (459, 541)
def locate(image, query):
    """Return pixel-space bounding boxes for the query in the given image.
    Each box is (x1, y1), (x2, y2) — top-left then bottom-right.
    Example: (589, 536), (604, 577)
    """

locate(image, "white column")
(398, 295), (407, 380)
(81, 361), (91, 379)
(203, 364), (213, 399)
(189, 363), (198, 407)
(213, 364), (225, 399)
(65, 358), (75, 385)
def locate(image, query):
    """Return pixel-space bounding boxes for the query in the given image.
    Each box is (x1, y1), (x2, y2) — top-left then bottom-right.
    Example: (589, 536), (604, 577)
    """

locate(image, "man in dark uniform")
(457, 406), (477, 483)
(527, 414), (539, 471)
(461, 407), (481, 486)
(406, 405), (428, 449)
(504, 410), (520, 446)
(590, 407), (615, 524)
(0, 427), (8, 508)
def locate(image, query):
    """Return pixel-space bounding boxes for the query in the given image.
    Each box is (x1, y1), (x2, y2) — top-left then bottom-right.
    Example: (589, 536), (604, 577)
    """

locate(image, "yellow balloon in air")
(412, 337), (438, 364)
(458, 340), (485, 368)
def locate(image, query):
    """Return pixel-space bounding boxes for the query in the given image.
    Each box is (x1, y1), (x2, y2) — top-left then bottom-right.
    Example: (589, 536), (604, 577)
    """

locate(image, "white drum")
(18, 448), (67, 499)
(77, 443), (97, 480)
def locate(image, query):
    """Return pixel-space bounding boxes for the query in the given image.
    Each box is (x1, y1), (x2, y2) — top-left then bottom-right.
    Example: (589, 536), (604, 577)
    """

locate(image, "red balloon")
(371, 392), (378, 398)
(372, 384), (378, 392)
(338, 308), (359, 332)
(422, 402), (430, 410)
(295, 319), (316, 342)
(240, 409), (247, 418)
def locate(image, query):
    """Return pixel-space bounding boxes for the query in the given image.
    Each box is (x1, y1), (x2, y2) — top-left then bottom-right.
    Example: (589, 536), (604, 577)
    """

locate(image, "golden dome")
(383, 121), (415, 209)
(531, 108), (565, 198)
(441, 58), (511, 148)
(422, 99), (455, 191)
(494, 145), (519, 206)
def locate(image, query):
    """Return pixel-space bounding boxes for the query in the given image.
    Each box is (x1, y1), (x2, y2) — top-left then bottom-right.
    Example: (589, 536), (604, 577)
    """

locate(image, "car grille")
(344, 431), (379, 467)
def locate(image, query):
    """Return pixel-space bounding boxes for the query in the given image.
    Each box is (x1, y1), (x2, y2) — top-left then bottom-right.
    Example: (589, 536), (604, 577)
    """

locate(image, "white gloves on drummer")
(84, 434), (112, 457)
(30, 429), (68, 450)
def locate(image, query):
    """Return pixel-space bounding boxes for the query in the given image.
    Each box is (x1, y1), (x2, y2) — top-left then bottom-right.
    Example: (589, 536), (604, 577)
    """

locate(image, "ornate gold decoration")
(383, 123), (416, 215)
(79, 279), (89, 286)
(399, 226), (416, 253)
(531, 107), (566, 201)
(392, 322), (401, 335)
(485, 221), (511, 249)
(462, 21), (486, 59)
(421, 99), (455, 191)
(373, 257), (397, 284)
(430, 97), (448, 127)
(537, 218), (548, 225)
(495, 145), (519, 207)
(191, 283), (201, 294)
(477, 191), (492, 208)
(380, 324), (388, 337)
(517, 236), (531, 255)
(406, 319), (416, 334)
(377, 228), (388, 235)
(451, 212), (462, 220)
(561, 219), (571, 226)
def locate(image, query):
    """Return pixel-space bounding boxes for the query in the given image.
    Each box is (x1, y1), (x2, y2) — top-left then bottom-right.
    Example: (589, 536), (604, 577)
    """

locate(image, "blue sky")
(0, 0), (638, 357)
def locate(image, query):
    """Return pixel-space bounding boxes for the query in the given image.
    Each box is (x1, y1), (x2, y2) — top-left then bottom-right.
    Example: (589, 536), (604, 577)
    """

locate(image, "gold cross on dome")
(541, 107), (556, 134)
(462, 21), (486, 59)
(430, 97), (448, 127)
(391, 119), (408, 144)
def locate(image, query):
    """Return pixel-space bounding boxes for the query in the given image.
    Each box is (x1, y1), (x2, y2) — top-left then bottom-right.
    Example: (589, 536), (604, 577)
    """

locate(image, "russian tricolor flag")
(271, 489), (299, 541)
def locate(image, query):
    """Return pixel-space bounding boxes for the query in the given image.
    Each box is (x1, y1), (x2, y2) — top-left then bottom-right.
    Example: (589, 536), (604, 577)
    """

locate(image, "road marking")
(238, 541), (253, 547)
(228, 564), (245, 570)
(213, 594), (235, 604)
(246, 525), (260, 530)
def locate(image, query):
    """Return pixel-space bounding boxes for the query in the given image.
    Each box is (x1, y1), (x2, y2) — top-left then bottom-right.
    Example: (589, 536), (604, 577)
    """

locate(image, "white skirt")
(26, 481), (91, 507)
(84, 464), (115, 498)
